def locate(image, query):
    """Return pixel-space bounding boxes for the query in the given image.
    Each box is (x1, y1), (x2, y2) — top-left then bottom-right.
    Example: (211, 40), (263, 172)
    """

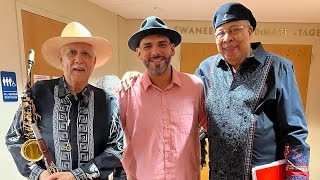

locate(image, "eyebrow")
(158, 40), (170, 44)
(217, 25), (237, 31)
(141, 40), (169, 46)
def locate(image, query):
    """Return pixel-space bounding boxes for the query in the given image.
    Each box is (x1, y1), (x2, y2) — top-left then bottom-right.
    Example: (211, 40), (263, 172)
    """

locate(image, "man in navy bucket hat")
(116, 16), (207, 180)
(195, 2), (310, 179)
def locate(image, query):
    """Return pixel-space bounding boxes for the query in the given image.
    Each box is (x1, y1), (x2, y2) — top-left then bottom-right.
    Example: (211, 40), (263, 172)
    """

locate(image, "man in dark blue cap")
(195, 2), (310, 180)
(116, 16), (207, 180)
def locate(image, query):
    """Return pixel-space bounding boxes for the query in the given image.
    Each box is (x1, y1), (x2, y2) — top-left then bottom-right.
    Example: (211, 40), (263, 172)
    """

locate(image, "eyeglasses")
(215, 25), (251, 40)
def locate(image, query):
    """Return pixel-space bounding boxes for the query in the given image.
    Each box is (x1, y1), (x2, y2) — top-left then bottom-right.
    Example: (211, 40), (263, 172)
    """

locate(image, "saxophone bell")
(21, 139), (43, 162)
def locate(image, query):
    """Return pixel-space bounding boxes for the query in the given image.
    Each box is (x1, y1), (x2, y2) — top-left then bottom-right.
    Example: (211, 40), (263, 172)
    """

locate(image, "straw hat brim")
(41, 37), (113, 69)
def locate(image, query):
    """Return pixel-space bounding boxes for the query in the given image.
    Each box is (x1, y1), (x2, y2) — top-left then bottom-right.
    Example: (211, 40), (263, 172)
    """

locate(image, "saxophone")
(21, 49), (43, 162)
(20, 49), (59, 174)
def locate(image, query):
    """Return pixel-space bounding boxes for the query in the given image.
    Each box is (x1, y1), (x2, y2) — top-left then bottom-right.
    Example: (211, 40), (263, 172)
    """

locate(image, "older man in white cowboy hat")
(116, 16), (207, 180)
(6, 22), (124, 180)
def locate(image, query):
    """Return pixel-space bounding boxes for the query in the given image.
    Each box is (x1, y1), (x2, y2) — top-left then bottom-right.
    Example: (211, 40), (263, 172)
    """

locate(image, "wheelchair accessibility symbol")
(1, 71), (18, 102)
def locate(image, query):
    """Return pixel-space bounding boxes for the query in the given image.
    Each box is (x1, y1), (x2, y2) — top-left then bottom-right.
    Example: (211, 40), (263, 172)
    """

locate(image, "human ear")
(248, 26), (254, 36)
(170, 43), (175, 56)
(136, 48), (142, 60)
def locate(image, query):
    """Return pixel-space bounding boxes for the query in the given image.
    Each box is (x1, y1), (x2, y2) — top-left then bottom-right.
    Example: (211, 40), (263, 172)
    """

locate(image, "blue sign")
(1, 71), (18, 102)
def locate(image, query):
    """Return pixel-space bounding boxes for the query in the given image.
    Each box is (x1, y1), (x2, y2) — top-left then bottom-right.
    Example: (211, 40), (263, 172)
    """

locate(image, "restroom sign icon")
(1, 71), (18, 102)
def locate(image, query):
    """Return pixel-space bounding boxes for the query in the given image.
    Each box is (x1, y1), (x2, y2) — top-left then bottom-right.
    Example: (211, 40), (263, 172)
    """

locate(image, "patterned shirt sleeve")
(105, 91), (125, 159)
(5, 105), (45, 180)
(277, 61), (310, 179)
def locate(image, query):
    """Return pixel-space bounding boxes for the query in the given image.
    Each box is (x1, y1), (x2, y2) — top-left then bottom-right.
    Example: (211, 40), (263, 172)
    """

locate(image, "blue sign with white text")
(1, 71), (18, 102)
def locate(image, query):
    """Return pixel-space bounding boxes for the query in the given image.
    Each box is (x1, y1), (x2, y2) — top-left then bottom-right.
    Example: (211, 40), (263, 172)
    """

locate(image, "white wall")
(118, 18), (145, 77)
(0, 0), (25, 179)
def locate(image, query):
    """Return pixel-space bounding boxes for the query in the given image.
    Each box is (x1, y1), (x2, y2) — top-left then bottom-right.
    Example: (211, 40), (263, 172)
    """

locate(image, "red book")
(252, 159), (286, 180)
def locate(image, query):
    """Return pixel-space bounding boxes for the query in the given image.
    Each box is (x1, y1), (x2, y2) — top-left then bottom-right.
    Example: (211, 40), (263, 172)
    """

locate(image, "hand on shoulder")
(116, 71), (142, 92)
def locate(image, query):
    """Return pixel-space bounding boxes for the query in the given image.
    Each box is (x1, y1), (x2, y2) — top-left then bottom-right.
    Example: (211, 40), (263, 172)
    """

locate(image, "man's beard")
(144, 56), (171, 76)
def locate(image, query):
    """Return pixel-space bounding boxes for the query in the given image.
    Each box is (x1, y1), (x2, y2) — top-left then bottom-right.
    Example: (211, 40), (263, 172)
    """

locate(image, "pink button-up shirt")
(117, 68), (207, 180)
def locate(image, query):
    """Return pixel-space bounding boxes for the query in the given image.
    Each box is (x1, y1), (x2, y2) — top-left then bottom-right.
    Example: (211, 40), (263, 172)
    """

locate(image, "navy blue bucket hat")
(128, 16), (181, 51)
(213, 2), (256, 31)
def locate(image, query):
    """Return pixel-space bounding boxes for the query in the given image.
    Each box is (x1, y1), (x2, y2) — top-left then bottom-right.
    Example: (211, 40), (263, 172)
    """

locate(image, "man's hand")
(39, 170), (51, 180)
(116, 71), (142, 92)
(47, 172), (76, 180)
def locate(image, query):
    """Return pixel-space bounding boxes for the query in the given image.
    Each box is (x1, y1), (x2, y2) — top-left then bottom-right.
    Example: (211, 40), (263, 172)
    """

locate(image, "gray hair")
(96, 75), (120, 92)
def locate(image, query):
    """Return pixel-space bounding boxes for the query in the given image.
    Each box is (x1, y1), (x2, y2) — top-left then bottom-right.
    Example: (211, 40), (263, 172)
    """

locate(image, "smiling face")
(59, 42), (96, 91)
(215, 20), (253, 69)
(136, 34), (175, 76)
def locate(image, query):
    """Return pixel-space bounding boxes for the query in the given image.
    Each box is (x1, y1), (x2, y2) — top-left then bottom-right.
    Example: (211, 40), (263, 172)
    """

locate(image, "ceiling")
(88, 0), (320, 23)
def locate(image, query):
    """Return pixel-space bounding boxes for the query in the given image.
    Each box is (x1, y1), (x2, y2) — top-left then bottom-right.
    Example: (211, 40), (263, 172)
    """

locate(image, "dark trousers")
(113, 166), (126, 180)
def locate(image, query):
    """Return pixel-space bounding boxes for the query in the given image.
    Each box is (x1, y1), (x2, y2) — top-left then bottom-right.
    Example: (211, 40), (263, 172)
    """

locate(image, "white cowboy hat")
(41, 22), (113, 69)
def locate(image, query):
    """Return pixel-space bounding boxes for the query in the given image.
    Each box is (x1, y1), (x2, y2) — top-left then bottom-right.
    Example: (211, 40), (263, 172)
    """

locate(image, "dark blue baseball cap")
(213, 2), (256, 31)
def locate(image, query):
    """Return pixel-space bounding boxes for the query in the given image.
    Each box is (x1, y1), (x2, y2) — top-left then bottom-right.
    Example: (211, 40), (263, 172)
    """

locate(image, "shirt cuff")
(29, 165), (44, 180)
(71, 167), (87, 180)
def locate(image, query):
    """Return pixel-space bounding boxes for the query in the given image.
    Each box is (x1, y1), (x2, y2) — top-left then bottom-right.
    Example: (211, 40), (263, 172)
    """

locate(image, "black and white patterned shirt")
(5, 77), (124, 180)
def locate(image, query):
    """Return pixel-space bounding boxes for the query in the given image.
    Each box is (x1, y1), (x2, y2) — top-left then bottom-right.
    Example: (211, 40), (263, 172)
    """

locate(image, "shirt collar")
(252, 42), (268, 64)
(216, 42), (267, 71)
(142, 66), (181, 91)
(58, 77), (90, 105)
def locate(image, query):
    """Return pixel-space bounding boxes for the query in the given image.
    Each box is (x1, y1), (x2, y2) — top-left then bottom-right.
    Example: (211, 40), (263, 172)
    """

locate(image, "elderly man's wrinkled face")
(215, 20), (253, 69)
(59, 42), (96, 87)
(136, 34), (175, 76)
